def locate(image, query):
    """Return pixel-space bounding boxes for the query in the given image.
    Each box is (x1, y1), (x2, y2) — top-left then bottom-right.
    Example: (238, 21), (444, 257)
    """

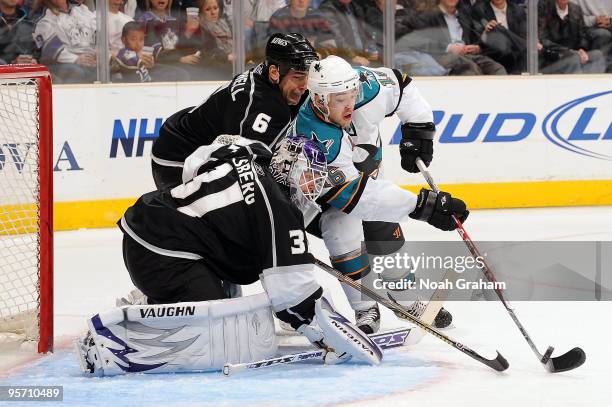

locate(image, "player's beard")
(283, 87), (304, 105)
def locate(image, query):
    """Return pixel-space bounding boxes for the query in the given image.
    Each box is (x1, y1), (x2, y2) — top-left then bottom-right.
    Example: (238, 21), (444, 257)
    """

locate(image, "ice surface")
(1, 206), (611, 406)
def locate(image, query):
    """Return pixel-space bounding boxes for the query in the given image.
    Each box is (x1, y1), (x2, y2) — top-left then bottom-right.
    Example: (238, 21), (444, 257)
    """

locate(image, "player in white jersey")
(290, 56), (469, 333)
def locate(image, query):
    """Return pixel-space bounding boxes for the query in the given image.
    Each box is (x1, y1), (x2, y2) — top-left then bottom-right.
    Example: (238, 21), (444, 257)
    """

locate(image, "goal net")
(0, 65), (53, 353)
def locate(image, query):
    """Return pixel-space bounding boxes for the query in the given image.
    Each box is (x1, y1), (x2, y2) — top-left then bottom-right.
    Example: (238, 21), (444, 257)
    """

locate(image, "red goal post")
(0, 64), (53, 353)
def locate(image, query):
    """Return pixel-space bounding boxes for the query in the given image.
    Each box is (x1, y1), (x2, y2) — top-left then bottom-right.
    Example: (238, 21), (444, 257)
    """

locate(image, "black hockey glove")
(409, 188), (469, 231)
(399, 122), (435, 173)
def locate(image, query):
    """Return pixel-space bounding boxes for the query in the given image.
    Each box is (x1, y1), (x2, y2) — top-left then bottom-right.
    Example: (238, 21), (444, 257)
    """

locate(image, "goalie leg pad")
(78, 293), (277, 376)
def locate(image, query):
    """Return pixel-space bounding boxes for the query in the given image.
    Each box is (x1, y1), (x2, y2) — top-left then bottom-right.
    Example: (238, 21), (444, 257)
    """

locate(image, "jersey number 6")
(252, 113), (271, 133)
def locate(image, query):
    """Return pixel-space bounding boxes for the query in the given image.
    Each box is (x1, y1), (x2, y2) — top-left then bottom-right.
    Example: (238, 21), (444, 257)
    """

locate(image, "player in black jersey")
(70, 135), (382, 376)
(121, 135), (335, 326)
(151, 33), (319, 190)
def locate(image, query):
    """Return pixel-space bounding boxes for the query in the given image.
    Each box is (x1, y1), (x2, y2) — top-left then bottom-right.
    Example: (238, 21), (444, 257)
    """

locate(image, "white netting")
(0, 76), (41, 346)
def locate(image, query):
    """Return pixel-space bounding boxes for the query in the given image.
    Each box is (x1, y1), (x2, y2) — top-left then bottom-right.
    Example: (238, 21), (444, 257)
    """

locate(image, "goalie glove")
(409, 188), (469, 231)
(297, 296), (382, 365)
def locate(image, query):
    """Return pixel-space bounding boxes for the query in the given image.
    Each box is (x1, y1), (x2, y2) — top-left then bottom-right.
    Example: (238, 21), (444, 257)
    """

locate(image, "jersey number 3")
(252, 113), (271, 133)
(289, 230), (306, 254)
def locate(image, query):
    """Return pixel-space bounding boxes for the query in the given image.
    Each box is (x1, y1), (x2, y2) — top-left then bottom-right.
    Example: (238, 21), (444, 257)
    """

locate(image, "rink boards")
(3, 75), (608, 230)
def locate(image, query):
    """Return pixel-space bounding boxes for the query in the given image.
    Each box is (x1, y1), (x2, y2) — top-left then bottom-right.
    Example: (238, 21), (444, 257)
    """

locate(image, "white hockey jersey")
(291, 66), (434, 223)
(34, 4), (97, 64)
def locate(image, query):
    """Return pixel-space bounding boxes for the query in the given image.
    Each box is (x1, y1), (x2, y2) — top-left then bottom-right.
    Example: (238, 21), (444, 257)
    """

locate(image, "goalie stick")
(223, 327), (414, 375)
(314, 259), (509, 372)
(415, 158), (586, 373)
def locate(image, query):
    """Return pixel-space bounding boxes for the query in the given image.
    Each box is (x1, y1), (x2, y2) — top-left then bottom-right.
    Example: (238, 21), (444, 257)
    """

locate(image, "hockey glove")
(399, 122), (435, 173)
(409, 188), (469, 231)
(297, 296), (382, 365)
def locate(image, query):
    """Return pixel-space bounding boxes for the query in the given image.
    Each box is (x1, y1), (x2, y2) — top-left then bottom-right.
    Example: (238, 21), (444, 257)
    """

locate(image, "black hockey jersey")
(151, 63), (305, 166)
(119, 142), (314, 286)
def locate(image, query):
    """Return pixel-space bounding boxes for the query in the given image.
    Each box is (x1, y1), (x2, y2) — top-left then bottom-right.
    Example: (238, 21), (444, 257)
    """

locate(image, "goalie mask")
(307, 56), (363, 124)
(270, 135), (328, 226)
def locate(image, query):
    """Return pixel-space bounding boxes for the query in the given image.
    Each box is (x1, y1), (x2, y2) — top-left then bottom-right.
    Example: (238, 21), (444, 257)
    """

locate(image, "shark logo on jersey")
(312, 132), (333, 155)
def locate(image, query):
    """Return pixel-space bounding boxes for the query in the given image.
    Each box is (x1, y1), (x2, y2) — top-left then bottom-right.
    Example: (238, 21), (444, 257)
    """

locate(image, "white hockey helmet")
(307, 56), (362, 120)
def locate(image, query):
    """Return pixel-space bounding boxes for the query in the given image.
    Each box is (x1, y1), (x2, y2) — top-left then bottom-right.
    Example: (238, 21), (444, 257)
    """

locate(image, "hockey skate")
(396, 301), (453, 329)
(355, 303), (380, 334)
(74, 331), (102, 374)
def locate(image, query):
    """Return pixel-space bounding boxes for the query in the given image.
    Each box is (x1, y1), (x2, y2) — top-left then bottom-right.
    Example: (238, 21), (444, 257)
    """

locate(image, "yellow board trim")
(3, 180), (608, 232)
(401, 179), (612, 210)
(54, 198), (138, 231)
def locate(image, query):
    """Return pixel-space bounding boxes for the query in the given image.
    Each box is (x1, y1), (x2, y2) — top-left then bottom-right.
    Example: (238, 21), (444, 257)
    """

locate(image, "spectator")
(138, 0), (203, 78)
(112, 21), (157, 82)
(131, 0), (198, 20)
(573, 0), (611, 72)
(267, 0), (334, 54)
(539, 0), (605, 74)
(124, 0), (137, 17)
(108, 0), (133, 54)
(318, 0), (371, 66)
(409, 0), (506, 75)
(33, 0), (97, 83)
(138, 0), (180, 50)
(246, 0), (287, 51)
(199, 0), (233, 62)
(471, 0), (527, 73)
(0, 0), (39, 65)
(364, 0), (448, 75)
(111, 20), (190, 81)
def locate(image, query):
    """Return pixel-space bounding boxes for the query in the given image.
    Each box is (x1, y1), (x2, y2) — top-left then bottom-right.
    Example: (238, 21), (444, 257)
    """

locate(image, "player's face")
(279, 69), (309, 105)
(202, 0), (220, 21)
(123, 30), (145, 53)
(299, 171), (317, 196)
(327, 89), (358, 128)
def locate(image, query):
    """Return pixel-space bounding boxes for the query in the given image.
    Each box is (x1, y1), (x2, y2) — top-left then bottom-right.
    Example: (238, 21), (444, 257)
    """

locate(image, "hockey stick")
(314, 258), (509, 372)
(223, 327), (413, 376)
(415, 157), (586, 373)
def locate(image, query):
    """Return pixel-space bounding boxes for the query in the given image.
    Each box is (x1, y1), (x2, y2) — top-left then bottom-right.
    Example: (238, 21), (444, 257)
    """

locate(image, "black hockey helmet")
(265, 33), (319, 76)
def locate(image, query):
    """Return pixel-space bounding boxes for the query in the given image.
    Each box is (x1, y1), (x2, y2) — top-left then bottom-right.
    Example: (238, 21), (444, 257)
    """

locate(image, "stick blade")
(546, 347), (586, 373)
(487, 351), (509, 372)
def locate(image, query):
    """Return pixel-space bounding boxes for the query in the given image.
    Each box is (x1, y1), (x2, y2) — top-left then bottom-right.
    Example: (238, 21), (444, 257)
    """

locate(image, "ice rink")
(1, 206), (611, 406)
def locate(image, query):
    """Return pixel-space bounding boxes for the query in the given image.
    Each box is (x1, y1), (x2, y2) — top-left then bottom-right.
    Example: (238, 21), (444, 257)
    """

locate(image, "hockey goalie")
(75, 135), (382, 376)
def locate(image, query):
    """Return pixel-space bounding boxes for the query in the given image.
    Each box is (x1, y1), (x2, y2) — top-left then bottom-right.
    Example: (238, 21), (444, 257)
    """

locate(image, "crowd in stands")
(0, 0), (610, 83)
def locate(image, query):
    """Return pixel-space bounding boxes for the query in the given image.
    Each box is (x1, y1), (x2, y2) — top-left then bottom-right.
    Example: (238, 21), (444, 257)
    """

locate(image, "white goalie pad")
(79, 293), (277, 376)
